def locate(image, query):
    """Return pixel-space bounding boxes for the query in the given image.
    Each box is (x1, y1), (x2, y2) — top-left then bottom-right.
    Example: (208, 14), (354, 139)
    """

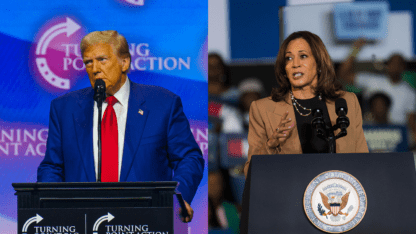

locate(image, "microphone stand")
(312, 111), (348, 154)
(94, 79), (106, 182)
(97, 103), (103, 182)
(327, 126), (336, 154)
(313, 122), (337, 154)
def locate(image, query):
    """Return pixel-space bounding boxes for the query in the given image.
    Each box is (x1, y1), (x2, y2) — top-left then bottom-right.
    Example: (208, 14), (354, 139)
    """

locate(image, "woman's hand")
(267, 111), (295, 148)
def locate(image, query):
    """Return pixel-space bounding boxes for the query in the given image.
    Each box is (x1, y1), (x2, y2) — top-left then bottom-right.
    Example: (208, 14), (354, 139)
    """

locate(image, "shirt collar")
(112, 77), (130, 107)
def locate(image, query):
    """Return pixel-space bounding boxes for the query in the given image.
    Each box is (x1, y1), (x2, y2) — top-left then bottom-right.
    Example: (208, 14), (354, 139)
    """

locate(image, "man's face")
(371, 97), (388, 121)
(386, 55), (405, 81)
(208, 171), (223, 201)
(241, 92), (261, 112)
(83, 43), (129, 96)
(208, 56), (224, 82)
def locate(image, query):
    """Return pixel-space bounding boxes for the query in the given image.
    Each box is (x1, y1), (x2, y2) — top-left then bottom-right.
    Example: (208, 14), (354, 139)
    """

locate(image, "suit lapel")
(268, 95), (341, 154)
(120, 82), (149, 181)
(326, 99), (340, 135)
(264, 96), (302, 154)
(73, 89), (96, 182)
(326, 98), (341, 152)
(273, 96), (302, 154)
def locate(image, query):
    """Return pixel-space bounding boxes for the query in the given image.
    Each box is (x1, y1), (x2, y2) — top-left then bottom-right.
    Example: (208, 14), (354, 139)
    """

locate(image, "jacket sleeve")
(37, 100), (65, 182)
(351, 93), (369, 153)
(167, 95), (204, 204)
(244, 100), (280, 178)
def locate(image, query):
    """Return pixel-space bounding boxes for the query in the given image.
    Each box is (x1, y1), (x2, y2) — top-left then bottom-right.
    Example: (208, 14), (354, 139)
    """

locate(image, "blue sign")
(363, 124), (408, 152)
(333, 2), (389, 40)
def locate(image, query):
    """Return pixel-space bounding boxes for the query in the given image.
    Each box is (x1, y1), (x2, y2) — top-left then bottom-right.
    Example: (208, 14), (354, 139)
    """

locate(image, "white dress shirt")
(93, 78), (130, 181)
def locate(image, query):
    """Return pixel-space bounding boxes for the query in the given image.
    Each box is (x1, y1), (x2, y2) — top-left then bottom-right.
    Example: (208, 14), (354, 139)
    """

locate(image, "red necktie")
(101, 96), (118, 182)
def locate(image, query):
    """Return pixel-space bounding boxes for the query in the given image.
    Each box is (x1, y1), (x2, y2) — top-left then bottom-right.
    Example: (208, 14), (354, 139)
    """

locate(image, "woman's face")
(284, 38), (318, 91)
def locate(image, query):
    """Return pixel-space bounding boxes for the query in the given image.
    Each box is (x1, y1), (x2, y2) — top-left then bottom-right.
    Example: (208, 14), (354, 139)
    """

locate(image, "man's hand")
(352, 38), (366, 53)
(180, 201), (194, 223)
(338, 38), (366, 85)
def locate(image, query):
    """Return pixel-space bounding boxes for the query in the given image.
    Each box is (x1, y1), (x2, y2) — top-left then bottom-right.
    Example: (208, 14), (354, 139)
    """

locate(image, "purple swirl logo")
(31, 16), (86, 93)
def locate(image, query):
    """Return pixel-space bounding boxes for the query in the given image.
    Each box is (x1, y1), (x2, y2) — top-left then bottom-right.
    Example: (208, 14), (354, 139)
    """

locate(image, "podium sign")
(14, 182), (178, 234)
(240, 152), (416, 233)
(363, 125), (408, 152)
(18, 208), (171, 234)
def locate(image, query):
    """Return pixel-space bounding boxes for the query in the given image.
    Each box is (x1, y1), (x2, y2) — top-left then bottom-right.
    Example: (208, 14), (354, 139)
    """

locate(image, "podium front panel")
(13, 182), (180, 233)
(243, 152), (416, 233)
(18, 207), (172, 234)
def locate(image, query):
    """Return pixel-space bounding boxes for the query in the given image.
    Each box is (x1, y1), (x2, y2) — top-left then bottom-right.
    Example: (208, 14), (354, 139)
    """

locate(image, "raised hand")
(267, 111), (295, 148)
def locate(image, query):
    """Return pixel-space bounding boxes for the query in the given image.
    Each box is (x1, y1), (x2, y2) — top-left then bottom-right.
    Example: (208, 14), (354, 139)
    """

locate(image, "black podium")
(13, 182), (184, 234)
(240, 152), (416, 233)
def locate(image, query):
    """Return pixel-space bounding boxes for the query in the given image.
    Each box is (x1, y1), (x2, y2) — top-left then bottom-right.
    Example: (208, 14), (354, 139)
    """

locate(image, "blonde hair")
(80, 30), (131, 72)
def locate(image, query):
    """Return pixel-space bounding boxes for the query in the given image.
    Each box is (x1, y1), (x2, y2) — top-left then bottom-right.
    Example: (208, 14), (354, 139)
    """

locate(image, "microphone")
(94, 79), (106, 107)
(312, 108), (326, 138)
(94, 79), (106, 182)
(335, 98), (350, 131)
(312, 108), (337, 153)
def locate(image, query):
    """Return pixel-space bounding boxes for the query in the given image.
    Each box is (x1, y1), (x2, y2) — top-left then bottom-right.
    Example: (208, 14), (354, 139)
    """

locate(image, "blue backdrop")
(0, 1), (207, 233)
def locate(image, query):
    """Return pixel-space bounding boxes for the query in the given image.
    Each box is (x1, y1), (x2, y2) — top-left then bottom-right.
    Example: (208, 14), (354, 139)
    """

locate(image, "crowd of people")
(208, 53), (267, 233)
(208, 33), (416, 233)
(337, 39), (416, 146)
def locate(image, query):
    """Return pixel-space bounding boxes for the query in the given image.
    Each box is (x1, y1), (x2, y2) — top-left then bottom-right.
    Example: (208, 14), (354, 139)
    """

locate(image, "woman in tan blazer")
(244, 31), (368, 177)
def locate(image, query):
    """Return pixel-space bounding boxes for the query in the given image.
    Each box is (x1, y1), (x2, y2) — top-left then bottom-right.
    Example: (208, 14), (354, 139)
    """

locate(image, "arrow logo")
(36, 17), (81, 55)
(35, 17), (81, 90)
(125, 0), (145, 6)
(93, 212), (115, 234)
(22, 214), (43, 233)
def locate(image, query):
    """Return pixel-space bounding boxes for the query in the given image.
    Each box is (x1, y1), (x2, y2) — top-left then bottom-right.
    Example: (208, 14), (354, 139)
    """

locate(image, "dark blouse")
(293, 95), (332, 153)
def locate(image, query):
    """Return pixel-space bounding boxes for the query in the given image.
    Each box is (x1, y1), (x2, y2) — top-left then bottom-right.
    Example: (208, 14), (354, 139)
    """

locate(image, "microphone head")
(312, 108), (323, 117)
(311, 108), (325, 136)
(94, 79), (106, 102)
(335, 98), (348, 115)
(94, 79), (106, 90)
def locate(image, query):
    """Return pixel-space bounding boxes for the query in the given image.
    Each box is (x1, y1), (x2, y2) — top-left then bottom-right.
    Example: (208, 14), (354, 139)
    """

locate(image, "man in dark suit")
(37, 30), (204, 222)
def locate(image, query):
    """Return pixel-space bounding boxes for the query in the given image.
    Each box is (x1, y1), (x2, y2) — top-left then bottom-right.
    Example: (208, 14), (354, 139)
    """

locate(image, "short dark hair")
(208, 52), (230, 86)
(385, 53), (406, 67)
(272, 31), (342, 102)
(369, 92), (391, 110)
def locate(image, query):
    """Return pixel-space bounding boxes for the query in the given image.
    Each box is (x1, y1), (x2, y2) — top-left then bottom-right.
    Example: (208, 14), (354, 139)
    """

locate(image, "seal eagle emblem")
(319, 191), (350, 218)
(304, 170), (367, 233)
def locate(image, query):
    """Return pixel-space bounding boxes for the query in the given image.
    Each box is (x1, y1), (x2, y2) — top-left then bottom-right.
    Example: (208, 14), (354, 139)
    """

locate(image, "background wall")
(209, 0), (416, 62)
(0, 1), (207, 233)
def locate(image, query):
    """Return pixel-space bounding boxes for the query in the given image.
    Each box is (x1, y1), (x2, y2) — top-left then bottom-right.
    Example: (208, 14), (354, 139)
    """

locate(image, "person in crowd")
(208, 197), (222, 230)
(208, 53), (240, 103)
(337, 39), (416, 144)
(244, 31), (368, 177)
(37, 30), (203, 222)
(364, 92), (392, 125)
(208, 169), (240, 233)
(208, 53), (244, 133)
(238, 78), (266, 131)
(208, 100), (244, 134)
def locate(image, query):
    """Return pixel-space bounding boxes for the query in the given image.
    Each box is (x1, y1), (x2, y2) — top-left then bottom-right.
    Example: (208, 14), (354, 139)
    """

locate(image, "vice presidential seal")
(303, 170), (367, 233)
